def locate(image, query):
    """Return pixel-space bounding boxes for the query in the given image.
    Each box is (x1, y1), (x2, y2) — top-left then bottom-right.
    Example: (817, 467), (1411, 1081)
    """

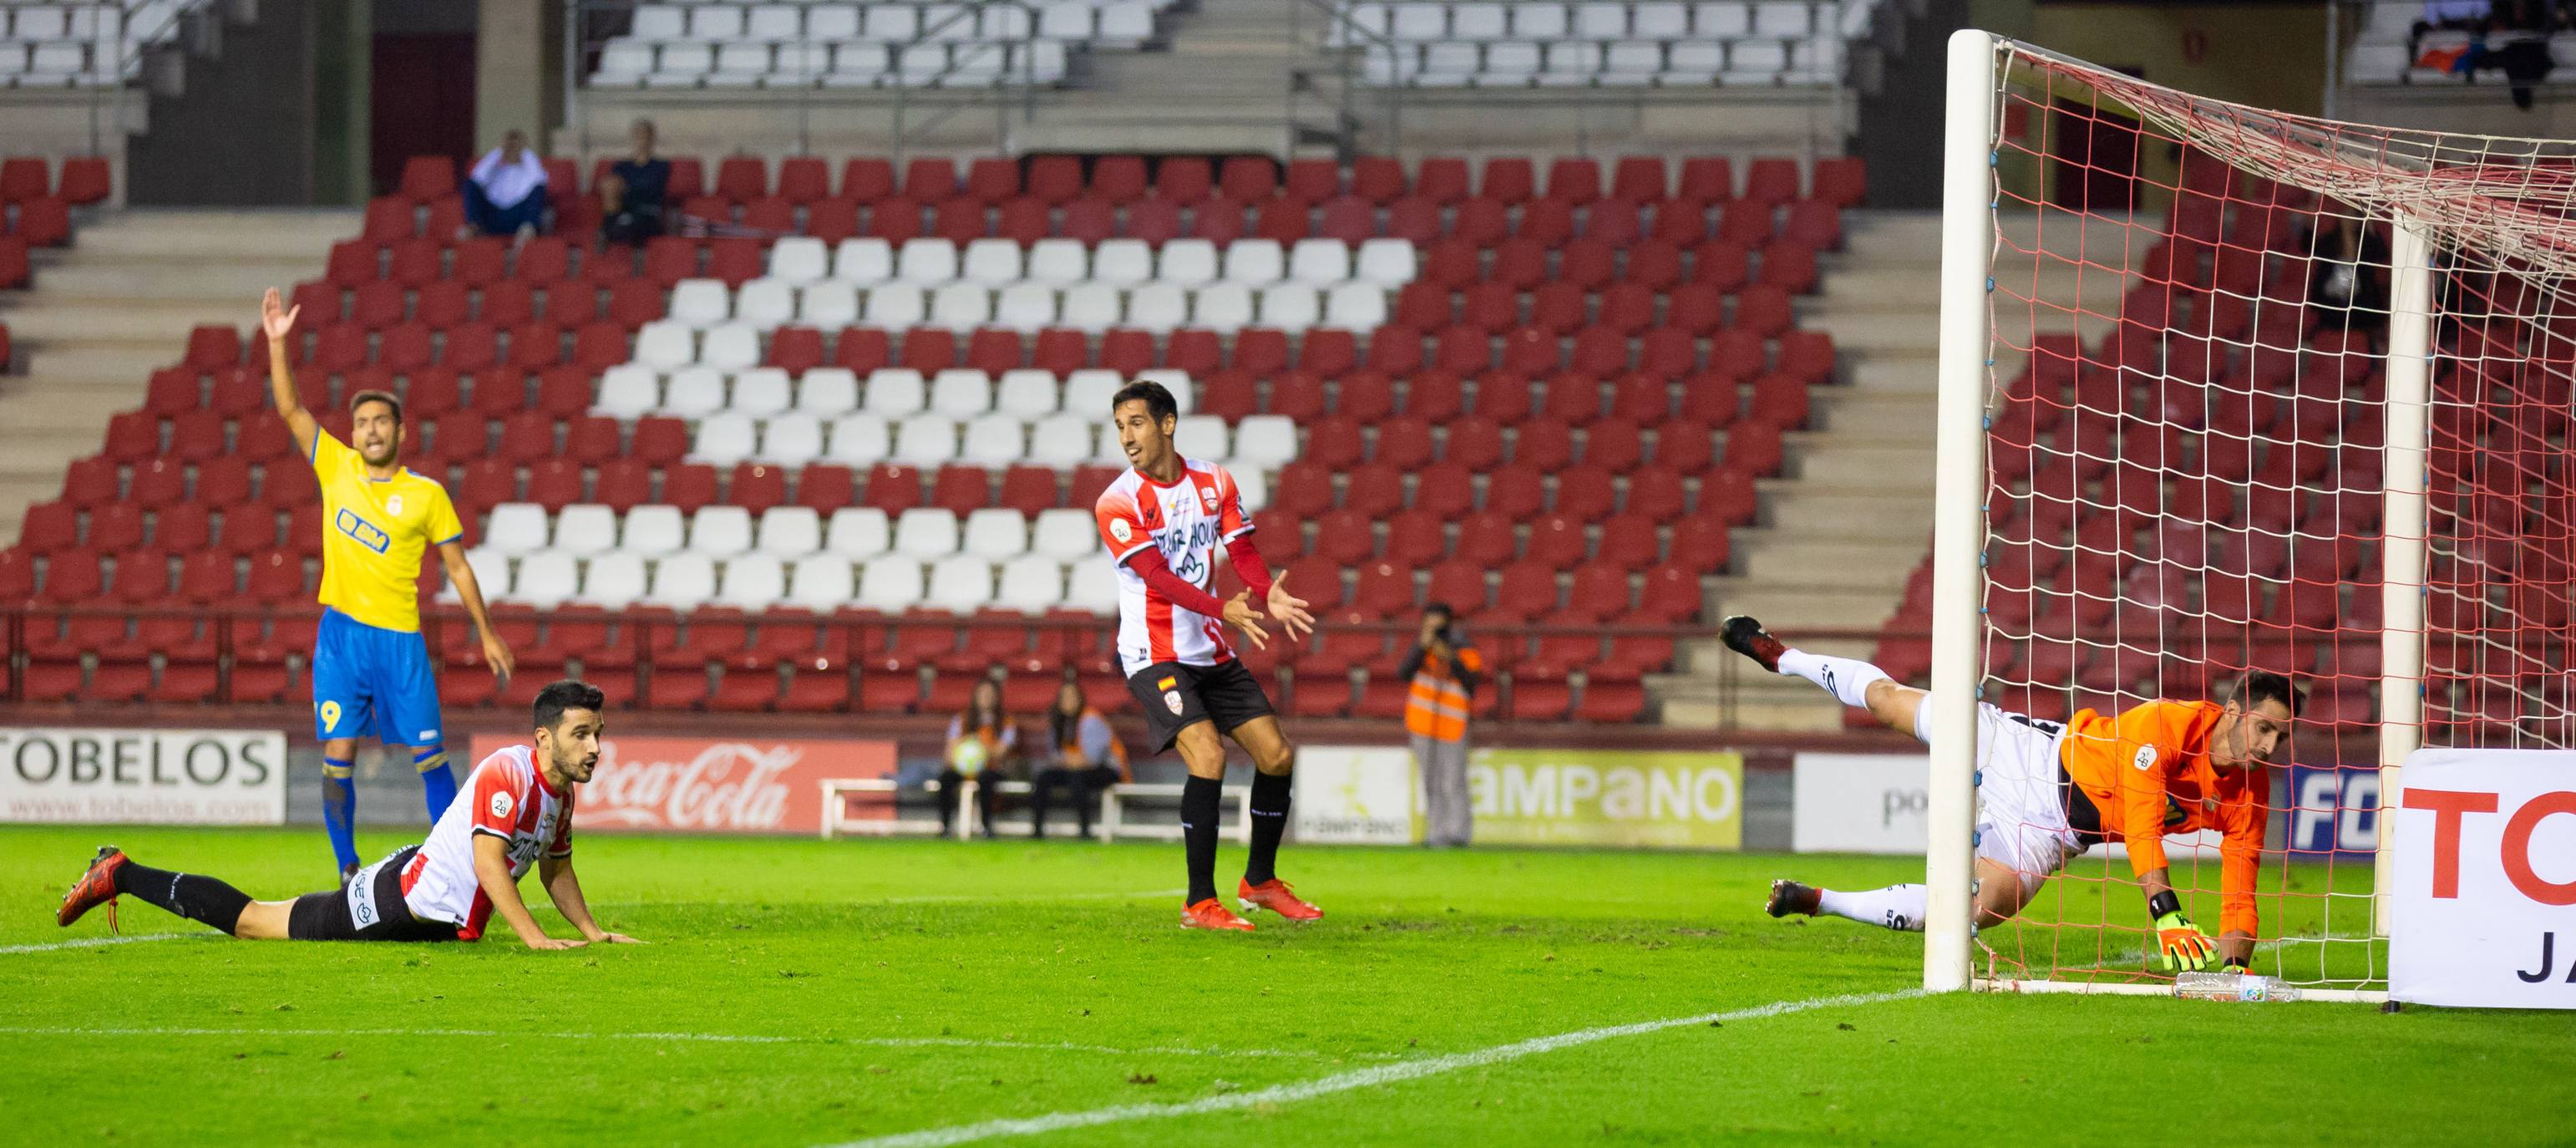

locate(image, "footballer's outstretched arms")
(474, 831), (582, 949)
(439, 539), (517, 684)
(540, 853), (639, 944)
(259, 287), (320, 454)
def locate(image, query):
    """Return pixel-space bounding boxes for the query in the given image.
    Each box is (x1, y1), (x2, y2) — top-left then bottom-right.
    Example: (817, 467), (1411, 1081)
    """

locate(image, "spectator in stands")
(2307, 206), (2391, 337)
(1399, 603), (1482, 848)
(2411, 0), (2492, 66)
(2487, 0), (2559, 108)
(462, 130), (548, 241)
(940, 675), (1020, 838)
(1031, 680), (1130, 840)
(599, 119), (670, 247)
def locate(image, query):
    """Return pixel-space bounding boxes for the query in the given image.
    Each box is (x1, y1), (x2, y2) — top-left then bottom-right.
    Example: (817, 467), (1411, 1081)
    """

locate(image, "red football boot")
(58, 845), (128, 931)
(1238, 877), (1322, 922)
(1180, 897), (1255, 932)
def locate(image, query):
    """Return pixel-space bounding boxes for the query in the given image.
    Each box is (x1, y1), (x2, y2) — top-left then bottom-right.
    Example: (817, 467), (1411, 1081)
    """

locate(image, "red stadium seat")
(841, 158), (895, 203)
(795, 464), (857, 512)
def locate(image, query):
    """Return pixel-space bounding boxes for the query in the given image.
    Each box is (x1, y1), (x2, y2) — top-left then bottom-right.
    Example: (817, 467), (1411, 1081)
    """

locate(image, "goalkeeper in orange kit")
(1722, 617), (2299, 972)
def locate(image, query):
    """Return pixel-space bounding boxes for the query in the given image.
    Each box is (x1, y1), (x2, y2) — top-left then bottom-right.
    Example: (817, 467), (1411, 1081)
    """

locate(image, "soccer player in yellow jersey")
(261, 288), (516, 880)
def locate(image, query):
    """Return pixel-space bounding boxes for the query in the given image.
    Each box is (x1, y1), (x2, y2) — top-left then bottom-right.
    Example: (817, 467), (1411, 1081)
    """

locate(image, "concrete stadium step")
(29, 256), (317, 302)
(1778, 433), (1934, 487)
(1753, 480), (1934, 536)
(67, 208), (355, 260)
(1808, 389), (1940, 438)
(0, 298), (253, 346)
(1730, 536), (1929, 591)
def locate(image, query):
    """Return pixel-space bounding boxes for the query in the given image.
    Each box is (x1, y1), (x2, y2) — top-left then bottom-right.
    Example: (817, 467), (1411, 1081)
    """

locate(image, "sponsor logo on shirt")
(2132, 745), (2158, 772)
(1110, 517), (1133, 544)
(335, 507), (392, 554)
(489, 790), (515, 819)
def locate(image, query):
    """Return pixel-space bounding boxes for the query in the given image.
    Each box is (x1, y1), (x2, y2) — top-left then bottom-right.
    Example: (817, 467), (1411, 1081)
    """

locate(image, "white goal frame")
(1926, 30), (2424, 1003)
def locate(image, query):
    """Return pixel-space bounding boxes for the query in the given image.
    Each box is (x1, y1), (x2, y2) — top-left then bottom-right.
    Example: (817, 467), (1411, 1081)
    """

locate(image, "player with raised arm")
(260, 288), (515, 881)
(1095, 380), (1321, 932)
(55, 680), (637, 949)
(1722, 617), (2295, 973)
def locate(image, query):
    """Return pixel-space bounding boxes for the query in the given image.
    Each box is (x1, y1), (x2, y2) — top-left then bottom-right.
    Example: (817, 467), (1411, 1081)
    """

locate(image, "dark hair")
(348, 389), (403, 425)
(535, 679), (606, 731)
(961, 673), (1003, 729)
(1424, 602), (1455, 623)
(1110, 379), (1177, 424)
(2237, 670), (2302, 718)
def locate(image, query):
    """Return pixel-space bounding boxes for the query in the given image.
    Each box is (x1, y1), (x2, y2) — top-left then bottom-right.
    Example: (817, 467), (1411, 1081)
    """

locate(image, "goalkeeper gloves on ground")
(2148, 891), (2217, 973)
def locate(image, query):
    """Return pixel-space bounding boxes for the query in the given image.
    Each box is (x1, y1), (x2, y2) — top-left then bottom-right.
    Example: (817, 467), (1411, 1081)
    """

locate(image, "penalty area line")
(0, 933), (205, 956)
(821, 988), (1928, 1148)
(0, 1024), (1392, 1062)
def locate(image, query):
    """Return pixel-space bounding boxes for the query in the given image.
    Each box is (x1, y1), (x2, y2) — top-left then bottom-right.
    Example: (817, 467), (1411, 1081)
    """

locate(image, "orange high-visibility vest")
(1404, 648), (1482, 741)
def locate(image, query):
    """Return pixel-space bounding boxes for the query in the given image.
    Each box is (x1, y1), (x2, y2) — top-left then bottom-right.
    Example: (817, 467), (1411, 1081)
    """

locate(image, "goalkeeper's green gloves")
(2148, 891), (2217, 973)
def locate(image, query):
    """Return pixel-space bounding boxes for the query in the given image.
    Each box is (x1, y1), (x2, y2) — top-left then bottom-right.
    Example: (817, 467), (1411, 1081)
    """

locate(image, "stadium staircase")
(1015, 0), (1319, 155)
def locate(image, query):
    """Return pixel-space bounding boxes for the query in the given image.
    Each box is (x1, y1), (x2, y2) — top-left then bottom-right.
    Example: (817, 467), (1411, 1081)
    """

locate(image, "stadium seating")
(0, 155), (109, 268)
(1339, 1), (1864, 88)
(588, 0), (1181, 89)
(9, 150), (1863, 719)
(0, 1), (202, 88)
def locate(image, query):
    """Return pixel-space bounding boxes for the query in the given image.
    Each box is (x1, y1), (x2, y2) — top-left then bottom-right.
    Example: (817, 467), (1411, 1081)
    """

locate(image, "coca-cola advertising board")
(469, 734), (895, 836)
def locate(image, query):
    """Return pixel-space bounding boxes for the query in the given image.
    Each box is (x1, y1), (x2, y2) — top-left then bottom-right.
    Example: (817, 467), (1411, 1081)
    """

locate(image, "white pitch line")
(0, 1024), (1389, 1062)
(821, 988), (1927, 1148)
(579, 889), (1189, 909)
(0, 932), (202, 956)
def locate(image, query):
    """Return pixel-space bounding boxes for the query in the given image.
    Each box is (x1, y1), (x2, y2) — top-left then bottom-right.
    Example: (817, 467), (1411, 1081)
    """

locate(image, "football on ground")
(7, 826), (2563, 1145)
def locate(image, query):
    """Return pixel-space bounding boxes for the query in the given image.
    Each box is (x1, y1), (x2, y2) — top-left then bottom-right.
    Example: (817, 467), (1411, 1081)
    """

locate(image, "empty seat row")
(618, 1), (1159, 43)
(1363, 38), (1838, 86)
(478, 502), (1108, 565)
(458, 547), (1120, 615)
(1338, 0), (1829, 41)
(594, 39), (1070, 89)
(596, 364), (1197, 420)
(652, 280), (1391, 343)
(757, 236), (1420, 291)
(676, 410), (1296, 470)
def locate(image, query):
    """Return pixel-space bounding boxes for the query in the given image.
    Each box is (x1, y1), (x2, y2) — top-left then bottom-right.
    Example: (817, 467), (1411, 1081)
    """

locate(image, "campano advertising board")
(2390, 748), (2576, 1008)
(1468, 748), (1742, 849)
(0, 728), (286, 825)
(470, 734), (895, 836)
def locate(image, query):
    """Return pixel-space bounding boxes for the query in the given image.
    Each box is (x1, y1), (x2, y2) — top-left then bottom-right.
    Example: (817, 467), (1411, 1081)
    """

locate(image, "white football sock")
(1775, 648), (1889, 710)
(1816, 884), (1928, 932)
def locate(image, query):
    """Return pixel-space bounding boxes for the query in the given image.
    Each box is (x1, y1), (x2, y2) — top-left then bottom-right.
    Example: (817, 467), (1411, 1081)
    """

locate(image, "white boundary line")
(579, 889), (1190, 909)
(0, 1024), (1393, 1062)
(0, 933), (203, 956)
(820, 988), (1926, 1148)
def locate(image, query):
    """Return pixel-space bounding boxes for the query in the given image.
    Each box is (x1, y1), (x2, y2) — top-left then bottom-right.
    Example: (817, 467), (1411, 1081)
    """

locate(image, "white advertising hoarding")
(1793, 753), (1931, 854)
(0, 728), (287, 825)
(1292, 745), (1418, 845)
(2391, 748), (2576, 1009)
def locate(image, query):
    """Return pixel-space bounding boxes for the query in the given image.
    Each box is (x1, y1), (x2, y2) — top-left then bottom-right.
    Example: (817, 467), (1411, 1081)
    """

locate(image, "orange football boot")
(1237, 877), (1322, 922)
(58, 845), (128, 931)
(1180, 897), (1255, 932)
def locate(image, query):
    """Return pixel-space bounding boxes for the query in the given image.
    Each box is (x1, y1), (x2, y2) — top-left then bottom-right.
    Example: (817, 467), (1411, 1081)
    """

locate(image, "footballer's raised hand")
(1221, 587), (1269, 650)
(260, 287), (301, 344)
(1267, 571), (1315, 642)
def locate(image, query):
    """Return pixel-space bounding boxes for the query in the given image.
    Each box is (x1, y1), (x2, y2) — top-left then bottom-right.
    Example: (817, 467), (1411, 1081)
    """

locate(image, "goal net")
(1924, 33), (2576, 999)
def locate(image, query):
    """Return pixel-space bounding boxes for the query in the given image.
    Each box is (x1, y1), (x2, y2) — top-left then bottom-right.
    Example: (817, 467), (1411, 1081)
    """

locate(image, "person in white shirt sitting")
(463, 130), (549, 240)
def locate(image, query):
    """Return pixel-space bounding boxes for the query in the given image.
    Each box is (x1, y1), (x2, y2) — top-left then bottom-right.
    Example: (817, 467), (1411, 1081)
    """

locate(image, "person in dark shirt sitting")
(599, 118), (669, 246)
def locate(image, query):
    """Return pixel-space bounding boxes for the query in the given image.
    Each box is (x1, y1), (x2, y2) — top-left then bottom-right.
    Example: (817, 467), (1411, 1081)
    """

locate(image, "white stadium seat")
(797, 368), (861, 416)
(552, 504), (619, 559)
(621, 505), (688, 557)
(572, 553), (644, 607)
(1067, 559), (1118, 614)
(647, 553), (718, 608)
(1039, 1), (1095, 40)
(1603, 42), (1664, 85)
(1232, 414), (1301, 470)
(595, 364), (661, 419)
(995, 283), (1058, 333)
(958, 414), (1027, 466)
(1157, 238), (1220, 288)
(484, 502), (551, 556)
(1634, 2), (1691, 37)
(931, 282), (993, 328)
(691, 413), (762, 466)
(1389, 4), (1447, 39)
(959, 237), (1023, 286)
(649, 43), (712, 86)
(930, 369), (994, 419)
(1220, 239), (1284, 287)
(824, 507), (891, 559)
(1026, 413), (1095, 466)
(1189, 282), (1253, 333)
(712, 43), (771, 87)
(869, 3), (922, 39)
(759, 413), (826, 465)
(736, 279), (799, 327)
(808, 3), (861, 38)
(994, 369), (1059, 419)
(922, 555), (996, 612)
(893, 508), (961, 558)
(1259, 283), (1320, 330)
(961, 507), (1030, 561)
(700, 323), (762, 371)
(1418, 42), (1479, 84)
(825, 413), (893, 465)
(857, 558), (925, 610)
(1325, 282), (1388, 329)
(1752, 1), (1811, 37)
(596, 43), (654, 84)
(1693, 1), (1752, 36)
(994, 555), (1066, 612)
(1092, 239), (1154, 287)
(1030, 507), (1098, 562)
(1542, 43), (1600, 84)
(1133, 368), (1194, 414)
(1062, 369), (1123, 417)
(689, 5), (745, 38)
(1352, 237), (1417, 287)
(834, 237), (895, 284)
(634, 320), (696, 369)
(1514, 2), (1569, 37)
(717, 554), (788, 609)
(756, 506), (824, 558)
(1727, 39), (1788, 79)
(1060, 283), (1123, 333)
(731, 368), (794, 417)
(1128, 282), (1189, 334)
(799, 281), (861, 328)
(631, 7), (686, 39)
(670, 281), (738, 328)
(1286, 238), (1351, 287)
(1574, 1), (1630, 38)
(747, 5), (803, 40)
(1172, 414), (1232, 463)
(786, 555), (857, 609)
(659, 367), (727, 417)
(1451, 3), (1508, 38)
(1025, 237), (1089, 286)
(1665, 40), (1723, 82)
(450, 547), (509, 603)
(1096, 0), (1154, 45)
(863, 284), (928, 328)
(891, 414), (960, 465)
(1483, 42), (1542, 85)
(1234, 466), (1271, 511)
(895, 237), (958, 285)
(864, 368), (927, 416)
(691, 505), (756, 557)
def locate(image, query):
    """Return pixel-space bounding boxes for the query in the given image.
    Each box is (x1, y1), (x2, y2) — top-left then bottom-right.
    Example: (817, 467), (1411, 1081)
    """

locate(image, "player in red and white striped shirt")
(57, 681), (636, 949)
(1096, 380), (1321, 932)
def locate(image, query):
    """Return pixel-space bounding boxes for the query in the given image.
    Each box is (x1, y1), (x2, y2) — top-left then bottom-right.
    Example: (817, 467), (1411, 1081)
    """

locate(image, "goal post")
(1920, 33), (2576, 999)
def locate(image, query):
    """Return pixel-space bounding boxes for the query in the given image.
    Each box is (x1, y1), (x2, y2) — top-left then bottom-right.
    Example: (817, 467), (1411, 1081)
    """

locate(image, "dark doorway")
(371, 32), (477, 197)
(2049, 71), (2146, 215)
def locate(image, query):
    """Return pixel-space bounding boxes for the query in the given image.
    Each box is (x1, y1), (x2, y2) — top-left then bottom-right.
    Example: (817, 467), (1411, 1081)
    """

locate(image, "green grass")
(0, 826), (2562, 1146)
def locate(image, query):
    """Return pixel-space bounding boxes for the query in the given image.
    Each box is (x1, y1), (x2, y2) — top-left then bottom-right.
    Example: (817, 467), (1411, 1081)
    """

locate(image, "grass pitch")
(1, 825), (2563, 1146)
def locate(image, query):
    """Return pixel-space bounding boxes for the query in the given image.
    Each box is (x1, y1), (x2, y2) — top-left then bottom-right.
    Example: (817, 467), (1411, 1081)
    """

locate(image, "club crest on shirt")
(490, 790), (515, 819)
(388, 494), (404, 516)
(1164, 689), (1184, 715)
(1110, 517), (1133, 543)
(1199, 485), (1219, 512)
